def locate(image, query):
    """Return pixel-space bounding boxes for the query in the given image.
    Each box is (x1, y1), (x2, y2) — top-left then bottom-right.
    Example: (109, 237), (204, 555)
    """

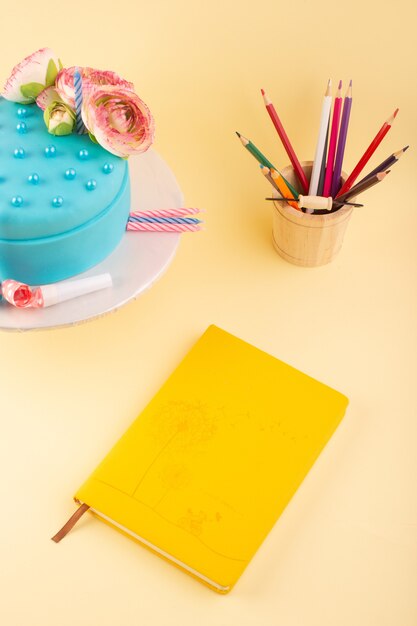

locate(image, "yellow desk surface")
(1, 1), (416, 624)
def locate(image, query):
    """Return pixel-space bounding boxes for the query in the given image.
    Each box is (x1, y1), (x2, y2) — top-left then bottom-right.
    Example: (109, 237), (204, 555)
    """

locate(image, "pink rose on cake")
(2, 48), (62, 104)
(81, 86), (155, 158)
(36, 86), (61, 111)
(3, 48), (155, 156)
(52, 66), (134, 110)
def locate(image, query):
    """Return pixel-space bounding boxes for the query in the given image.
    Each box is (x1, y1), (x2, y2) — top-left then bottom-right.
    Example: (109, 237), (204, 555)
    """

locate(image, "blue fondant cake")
(0, 97), (130, 284)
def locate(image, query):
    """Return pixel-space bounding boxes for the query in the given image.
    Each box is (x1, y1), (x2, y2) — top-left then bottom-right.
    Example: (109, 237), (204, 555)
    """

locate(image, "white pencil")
(309, 80), (333, 196)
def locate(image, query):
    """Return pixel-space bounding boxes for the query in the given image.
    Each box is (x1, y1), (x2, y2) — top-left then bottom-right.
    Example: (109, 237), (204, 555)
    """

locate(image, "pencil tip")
(261, 88), (265, 96)
(393, 108), (399, 118)
(349, 79), (352, 86)
(404, 145), (410, 151)
(235, 131), (241, 137)
(338, 79), (342, 89)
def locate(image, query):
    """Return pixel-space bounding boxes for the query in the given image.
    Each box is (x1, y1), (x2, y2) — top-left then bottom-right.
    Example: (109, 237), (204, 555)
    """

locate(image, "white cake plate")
(0, 150), (182, 332)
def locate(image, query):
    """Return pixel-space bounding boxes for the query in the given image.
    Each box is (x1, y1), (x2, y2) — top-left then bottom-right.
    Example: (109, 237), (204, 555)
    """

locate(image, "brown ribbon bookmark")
(51, 503), (90, 543)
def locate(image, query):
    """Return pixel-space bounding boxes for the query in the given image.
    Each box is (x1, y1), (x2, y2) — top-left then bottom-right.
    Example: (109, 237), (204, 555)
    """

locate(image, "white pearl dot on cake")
(13, 147), (25, 159)
(11, 195), (23, 207)
(17, 107), (27, 118)
(64, 168), (76, 180)
(45, 145), (57, 158)
(78, 149), (89, 160)
(103, 163), (114, 174)
(86, 179), (97, 191)
(52, 196), (63, 207)
(16, 122), (27, 134)
(28, 173), (40, 185)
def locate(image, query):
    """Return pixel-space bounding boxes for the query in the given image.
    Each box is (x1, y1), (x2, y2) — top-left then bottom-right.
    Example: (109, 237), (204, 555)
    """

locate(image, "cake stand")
(0, 150), (182, 331)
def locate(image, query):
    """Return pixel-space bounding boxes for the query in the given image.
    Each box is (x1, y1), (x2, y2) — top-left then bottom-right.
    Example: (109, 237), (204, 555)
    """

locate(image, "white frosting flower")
(2, 48), (62, 104)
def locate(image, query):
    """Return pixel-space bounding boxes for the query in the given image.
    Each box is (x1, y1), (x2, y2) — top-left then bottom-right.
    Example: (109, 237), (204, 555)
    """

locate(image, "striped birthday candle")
(127, 220), (201, 232)
(129, 215), (202, 225)
(73, 68), (86, 134)
(130, 208), (202, 219)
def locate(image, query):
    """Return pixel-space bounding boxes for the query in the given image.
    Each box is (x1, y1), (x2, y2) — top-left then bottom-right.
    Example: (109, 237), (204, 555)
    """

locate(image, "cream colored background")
(1, 1), (416, 624)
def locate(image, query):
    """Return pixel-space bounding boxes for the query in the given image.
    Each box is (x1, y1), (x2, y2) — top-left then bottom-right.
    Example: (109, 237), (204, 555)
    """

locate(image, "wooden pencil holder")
(272, 162), (353, 267)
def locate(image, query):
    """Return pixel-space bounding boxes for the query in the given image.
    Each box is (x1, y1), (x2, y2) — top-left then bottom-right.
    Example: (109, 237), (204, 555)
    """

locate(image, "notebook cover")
(75, 325), (349, 592)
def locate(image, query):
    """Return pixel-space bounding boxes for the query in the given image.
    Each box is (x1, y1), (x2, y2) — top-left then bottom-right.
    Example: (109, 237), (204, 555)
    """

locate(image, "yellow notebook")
(73, 325), (348, 593)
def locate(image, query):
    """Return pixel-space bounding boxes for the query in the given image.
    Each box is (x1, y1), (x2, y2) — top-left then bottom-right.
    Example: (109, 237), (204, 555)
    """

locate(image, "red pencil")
(261, 89), (309, 194)
(336, 108), (399, 198)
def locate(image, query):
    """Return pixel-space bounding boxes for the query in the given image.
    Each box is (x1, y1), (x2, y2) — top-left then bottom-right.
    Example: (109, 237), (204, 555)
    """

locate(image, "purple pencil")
(331, 80), (353, 198)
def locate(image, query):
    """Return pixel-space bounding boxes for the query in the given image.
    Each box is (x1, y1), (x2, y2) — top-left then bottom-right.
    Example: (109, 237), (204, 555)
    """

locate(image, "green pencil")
(236, 132), (299, 198)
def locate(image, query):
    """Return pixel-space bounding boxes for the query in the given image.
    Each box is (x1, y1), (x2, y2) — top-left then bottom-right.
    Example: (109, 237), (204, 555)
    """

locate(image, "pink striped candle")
(130, 208), (201, 219)
(323, 80), (343, 197)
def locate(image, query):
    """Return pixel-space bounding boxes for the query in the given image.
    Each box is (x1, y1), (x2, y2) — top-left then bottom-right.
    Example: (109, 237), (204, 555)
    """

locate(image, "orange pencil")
(261, 166), (301, 211)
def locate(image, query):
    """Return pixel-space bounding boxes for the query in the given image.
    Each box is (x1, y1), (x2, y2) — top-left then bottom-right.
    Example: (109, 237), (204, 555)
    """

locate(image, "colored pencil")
(268, 167), (301, 211)
(261, 89), (309, 194)
(323, 80), (343, 197)
(354, 146), (408, 186)
(260, 165), (282, 194)
(236, 132), (300, 197)
(336, 109), (399, 198)
(317, 117), (330, 198)
(309, 80), (333, 195)
(331, 80), (353, 198)
(337, 170), (390, 203)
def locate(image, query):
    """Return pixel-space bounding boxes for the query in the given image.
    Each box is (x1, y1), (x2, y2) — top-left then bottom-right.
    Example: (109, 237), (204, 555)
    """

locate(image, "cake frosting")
(0, 48), (154, 285)
(0, 98), (129, 284)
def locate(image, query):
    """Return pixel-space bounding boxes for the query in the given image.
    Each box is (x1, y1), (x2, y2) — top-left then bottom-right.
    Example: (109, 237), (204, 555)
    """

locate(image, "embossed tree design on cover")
(132, 399), (220, 503)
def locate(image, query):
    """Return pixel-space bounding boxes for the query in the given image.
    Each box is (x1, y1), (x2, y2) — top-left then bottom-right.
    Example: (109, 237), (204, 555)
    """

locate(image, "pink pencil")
(323, 80), (343, 197)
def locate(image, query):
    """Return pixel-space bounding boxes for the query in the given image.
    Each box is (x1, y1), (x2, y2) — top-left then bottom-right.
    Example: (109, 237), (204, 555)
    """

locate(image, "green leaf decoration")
(58, 58), (63, 70)
(50, 122), (73, 136)
(45, 59), (59, 87)
(20, 82), (45, 100)
(88, 132), (99, 144)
